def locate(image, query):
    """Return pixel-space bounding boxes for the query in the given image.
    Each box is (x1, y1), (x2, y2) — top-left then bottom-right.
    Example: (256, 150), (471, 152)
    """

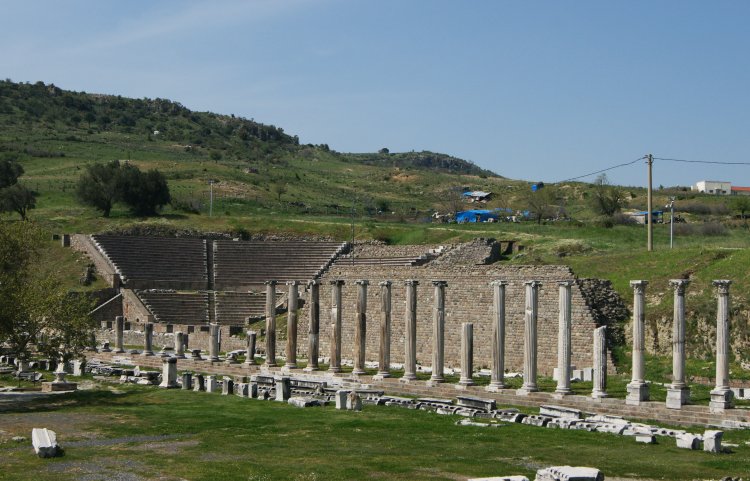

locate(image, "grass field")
(1, 380), (749, 481)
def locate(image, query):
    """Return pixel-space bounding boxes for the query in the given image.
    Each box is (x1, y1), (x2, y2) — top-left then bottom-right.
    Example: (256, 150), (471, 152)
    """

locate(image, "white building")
(693, 180), (731, 195)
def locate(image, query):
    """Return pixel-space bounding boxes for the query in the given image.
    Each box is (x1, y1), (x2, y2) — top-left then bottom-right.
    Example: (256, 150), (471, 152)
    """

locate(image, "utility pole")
(647, 154), (653, 252)
(209, 180), (214, 217)
(667, 197), (675, 249)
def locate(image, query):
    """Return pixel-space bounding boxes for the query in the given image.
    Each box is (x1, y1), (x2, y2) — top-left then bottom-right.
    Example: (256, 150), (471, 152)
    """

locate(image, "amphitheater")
(71, 234), (624, 375)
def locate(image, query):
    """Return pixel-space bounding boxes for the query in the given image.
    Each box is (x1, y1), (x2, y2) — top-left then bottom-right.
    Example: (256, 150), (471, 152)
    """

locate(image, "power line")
(653, 157), (750, 166)
(557, 156), (646, 183)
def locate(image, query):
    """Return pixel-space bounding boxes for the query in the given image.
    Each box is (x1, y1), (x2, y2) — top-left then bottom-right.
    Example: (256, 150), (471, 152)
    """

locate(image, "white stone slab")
(676, 433), (700, 450)
(31, 428), (60, 458)
(703, 430), (723, 453)
(535, 465), (603, 481)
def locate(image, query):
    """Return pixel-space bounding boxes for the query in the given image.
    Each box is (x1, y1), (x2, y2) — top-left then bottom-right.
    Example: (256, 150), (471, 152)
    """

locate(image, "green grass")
(0, 384), (749, 480)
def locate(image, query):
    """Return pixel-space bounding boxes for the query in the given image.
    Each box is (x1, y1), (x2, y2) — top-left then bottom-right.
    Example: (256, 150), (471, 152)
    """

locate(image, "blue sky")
(2, 0), (749, 187)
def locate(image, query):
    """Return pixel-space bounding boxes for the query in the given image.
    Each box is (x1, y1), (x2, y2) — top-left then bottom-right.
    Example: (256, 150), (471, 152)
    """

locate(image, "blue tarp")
(456, 209), (498, 223)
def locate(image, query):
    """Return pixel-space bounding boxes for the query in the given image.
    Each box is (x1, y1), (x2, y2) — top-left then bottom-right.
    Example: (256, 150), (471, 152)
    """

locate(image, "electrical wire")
(556, 156), (646, 183)
(653, 157), (750, 166)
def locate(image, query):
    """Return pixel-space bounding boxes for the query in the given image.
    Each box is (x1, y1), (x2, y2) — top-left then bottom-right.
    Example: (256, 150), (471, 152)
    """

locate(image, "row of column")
(627, 279), (734, 411)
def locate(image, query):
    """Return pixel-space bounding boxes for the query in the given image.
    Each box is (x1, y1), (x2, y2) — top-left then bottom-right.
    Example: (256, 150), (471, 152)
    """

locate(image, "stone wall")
(97, 327), (248, 354)
(70, 234), (117, 286)
(429, 238), (501, 266)
(121, 289), (154, 324)
(298, 264), (614, 375)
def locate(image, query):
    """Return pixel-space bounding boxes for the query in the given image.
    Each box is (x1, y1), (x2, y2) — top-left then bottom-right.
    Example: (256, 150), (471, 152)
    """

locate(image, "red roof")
(731, 186), (750, 192)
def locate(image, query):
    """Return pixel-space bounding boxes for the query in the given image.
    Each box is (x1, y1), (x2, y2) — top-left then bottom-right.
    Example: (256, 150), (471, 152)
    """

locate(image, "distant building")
(462, 191), (493, 203)
(731, 186), (750, 196)
(693, 180), (731, 195)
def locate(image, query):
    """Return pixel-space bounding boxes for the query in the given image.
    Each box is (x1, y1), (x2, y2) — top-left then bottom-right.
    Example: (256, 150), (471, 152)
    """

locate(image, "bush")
(169, 195), (202, 214)
(673, 222), (728, 236)
(676, 201), (729, 216)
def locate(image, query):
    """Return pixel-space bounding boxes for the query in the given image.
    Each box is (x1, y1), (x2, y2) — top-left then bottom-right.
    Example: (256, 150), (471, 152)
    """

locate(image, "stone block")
(676, 433), (700, 450)
(539, 405), (583, 420)
(274, 376), (291, 402)
(335, 390), (351, 410)
(468, 477), (529, 481)
(703, 430), (723, 453)
(535, 465), (603, 481)
(346, 391), (362, 411)
(32, 428), (61, 458)
(221, 378), (234, 395)
(205, 376), (218, 393)
(288, 397), (322, 408)
(635, 434), (655, 444)
(457, 395), (496, 412)
(581, 368), (593, 382)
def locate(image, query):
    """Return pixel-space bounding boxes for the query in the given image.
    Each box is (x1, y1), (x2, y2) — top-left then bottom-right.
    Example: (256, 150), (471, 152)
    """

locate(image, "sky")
(2, 0), (749, 187)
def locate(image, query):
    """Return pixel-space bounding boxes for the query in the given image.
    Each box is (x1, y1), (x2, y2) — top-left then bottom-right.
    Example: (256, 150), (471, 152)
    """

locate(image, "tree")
(76, 160), (121, 217)
(0, 223), (95, 363)
(524, 185), (559, 224)
(272, 182), (287, 202)
(0, 183), (36, 220)
(589, 174), (625, 216)
(730, 195), (750, 221)
(0, 157), (23, 188)
(117, 164), (171, 216)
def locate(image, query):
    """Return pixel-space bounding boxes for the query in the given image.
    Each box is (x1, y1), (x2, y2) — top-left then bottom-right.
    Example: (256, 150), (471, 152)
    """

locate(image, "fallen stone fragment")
(468, 476), (529, 481)
(635, 433), (655, 444)
(32, 428), (61, 458)
(676, 433), (701, 450)
(288, 397), (321, 408)
(704, 430), (723, 453)
(535, 465), (603, 481)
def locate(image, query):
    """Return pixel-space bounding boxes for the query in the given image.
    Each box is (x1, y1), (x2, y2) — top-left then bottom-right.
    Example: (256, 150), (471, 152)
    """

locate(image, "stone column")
(488, 280), (508, 391)
(555, 281), (573, 396)
(402, 279), (419, 382)
(285, 281), (299, 369)
(458, 322), (474, 386)
(181, 372), (192, 390)
(592, 326), (608, 399)
(245, 330), (257, 365)
(304, 280), (321, 371)
(429, 280), (448, 385)
(114, 316), (125, 353)
(329, 280), (345, 373)
(174, 332), (185, 359)
(264, 280), (277, 367)
(667, 279), (691, 409)
(374, 281), (392, 379)
(208, 323), (220, 362)
(626, 280), (650, 405)
(517, 281), (541, 395)
(353, 280), (369, 375)
(142, 322), (154, 356)
(710, 280), (734, 412)
(159, 357), (178, 388)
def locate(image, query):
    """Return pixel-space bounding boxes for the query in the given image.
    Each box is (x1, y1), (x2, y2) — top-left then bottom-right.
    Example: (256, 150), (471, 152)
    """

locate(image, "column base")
(114, 349), (126, 354)
(591, 390), (609, 400)
(210, 357), (221, 363)
(709, 388), (734, 412)
(302, 366), (319, 372)
(372, 371), (390, 380)
(142, 352), (154, 357)
(425, 378), (444, 387)
(351, 369), (366, 376)
(625, 381), (650, 405)
(486, 382), (506, 392)
(174, 354), (186, 359)
(666, 386), (690, 409)
(553, 389), (572, 399)
(516, 385), (538, 396)
(329, 366), (342, 374)
(456, 380), (475, 390)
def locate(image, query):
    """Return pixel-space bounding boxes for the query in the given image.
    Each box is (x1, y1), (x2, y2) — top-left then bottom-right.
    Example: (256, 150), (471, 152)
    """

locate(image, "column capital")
(524, 280), (542, 288)
(630, 280), (649, 291)
(378, 280), (392, 287)
(404, 279), (419, 286)
(490, 280), (508, 287)
(712, 279), (732, 294)
(330, 279), (345, 286)
(669, 279), (690, 293)
(286, 280), (300, 286)
(432, 280), (448, 287)
(355, 279), (370, 286)
(264, 280), (277, 286)
(307, 279), (321, 287)
(558, 280), (574, 288)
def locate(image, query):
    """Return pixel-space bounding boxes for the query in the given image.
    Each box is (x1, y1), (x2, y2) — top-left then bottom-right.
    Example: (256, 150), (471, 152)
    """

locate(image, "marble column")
(285, 281), (299, 369)
(374, 281), (392, 379)
(667, 279), (691, 409)
(114, 316), (125, 353)
(517, 280), (541, 395)
(429, 280), (447, 385)
(402, 279), (419, 382)
(710, 280), (734, 412)
(264, 280), (277, 367)
(329, 280), (345, 373)
(208, 323), (220, 362)
(488, 280), (508, 391)
(592, 326), (608, 399)
(181, 372), (192, 390)
(458, 322), (475, 386)
(245, 330), (257, 365)
(142, 322), (154, 356)
(626, 280), (650, 405)
(353, 280), (369, 375)
(555, 281), (573, 396)
(174, 332), (185, 359)
(159, 357), (178, 388)
(304, 280), (321, 371)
